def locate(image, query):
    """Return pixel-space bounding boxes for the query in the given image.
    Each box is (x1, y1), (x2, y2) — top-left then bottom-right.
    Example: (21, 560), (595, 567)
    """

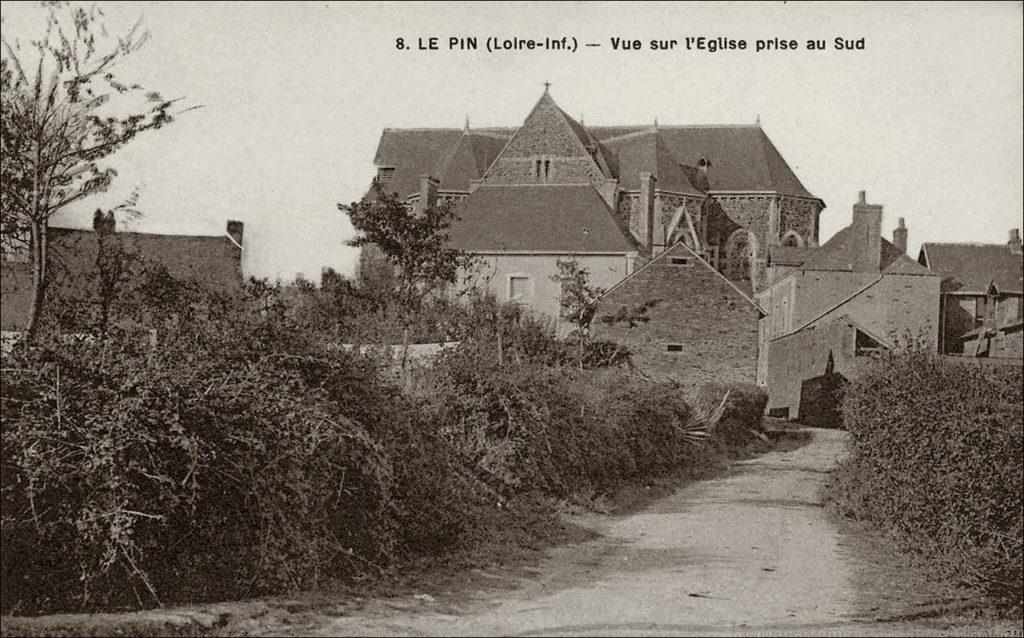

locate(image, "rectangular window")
(376, 167), (395, 185)
(670, 257), (692, 266)
(509, 276), (530, 302)
(665, 344), (684, 352)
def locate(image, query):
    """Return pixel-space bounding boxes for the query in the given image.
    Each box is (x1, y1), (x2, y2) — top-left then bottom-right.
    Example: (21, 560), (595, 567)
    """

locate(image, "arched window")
(781, 231), (804, 248)
(724, 230), (757, 281)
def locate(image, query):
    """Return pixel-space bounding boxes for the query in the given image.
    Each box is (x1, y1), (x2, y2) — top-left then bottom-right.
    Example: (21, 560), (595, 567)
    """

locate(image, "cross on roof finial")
(464, 114), (470, 133)
(755, 113), (761, 126)
(543, 80), (551, 93)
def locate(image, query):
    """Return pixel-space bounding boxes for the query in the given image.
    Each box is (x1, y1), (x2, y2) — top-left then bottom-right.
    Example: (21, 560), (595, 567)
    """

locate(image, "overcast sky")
(2, 1), (1021, 281)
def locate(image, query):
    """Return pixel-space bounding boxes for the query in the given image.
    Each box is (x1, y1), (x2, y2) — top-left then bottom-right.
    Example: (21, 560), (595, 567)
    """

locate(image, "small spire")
(579, 113), (584, 125)
(464, 114), (470, 133)
(755, 113), (761, 126)
(653, 116), (659, 131)
(543, 80), (551, 93)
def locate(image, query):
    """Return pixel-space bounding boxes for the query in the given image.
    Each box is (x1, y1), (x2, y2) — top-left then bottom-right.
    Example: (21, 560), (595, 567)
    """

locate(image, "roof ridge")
(600, 242), (764, 313)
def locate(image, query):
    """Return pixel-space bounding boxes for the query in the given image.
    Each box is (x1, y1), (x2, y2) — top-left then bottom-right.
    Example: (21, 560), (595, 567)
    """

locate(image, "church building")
(368, 86), (824, 319)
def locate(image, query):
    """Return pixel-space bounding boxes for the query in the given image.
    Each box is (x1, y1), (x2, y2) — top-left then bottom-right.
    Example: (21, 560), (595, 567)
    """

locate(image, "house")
(590, 241), (764, 388)
(918, 229), (1024, 359)
(1, 212), (245, 333)
(755, 191), (941, 423)
(367, 86), (824, 317)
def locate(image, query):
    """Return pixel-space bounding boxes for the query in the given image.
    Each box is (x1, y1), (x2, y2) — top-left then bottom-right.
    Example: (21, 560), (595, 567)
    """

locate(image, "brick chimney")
(851, 190), (883, 272)
(638, 172), (657, 251)
(227, 220), (244, 247)
(415, 174), (439, 214)
(892, 217), (907, 254)
(92, 209), (115, 235)
(1010, 228), (1022, 255)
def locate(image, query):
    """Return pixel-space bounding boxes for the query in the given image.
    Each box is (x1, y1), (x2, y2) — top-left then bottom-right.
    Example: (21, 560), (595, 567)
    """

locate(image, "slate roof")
(796, 226), (936, 275)
(592, 125), (817, 199)
(372, 120), (818, 200)
(919, 243), (1024, 294)
(604, 130), (703, 195)
(1, 226), (243, 331)
(447, 185), (638, 253)
(768, 245), (815, 266)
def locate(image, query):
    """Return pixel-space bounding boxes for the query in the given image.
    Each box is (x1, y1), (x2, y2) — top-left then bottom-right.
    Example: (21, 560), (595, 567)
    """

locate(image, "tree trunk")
(25, 220), (48, 341)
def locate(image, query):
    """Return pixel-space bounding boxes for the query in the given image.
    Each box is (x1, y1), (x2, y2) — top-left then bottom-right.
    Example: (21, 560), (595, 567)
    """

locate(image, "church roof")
(918, 243), (1024, 294)
(431, 132), (509, 191)
(371, 97), (819, 201)
(593, 125), (817, 199)
(604, 130), (703, 195)
(448, 185), (638, 253)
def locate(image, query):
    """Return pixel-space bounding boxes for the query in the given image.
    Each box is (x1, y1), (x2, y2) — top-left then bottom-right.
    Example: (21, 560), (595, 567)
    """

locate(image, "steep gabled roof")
(447, 185), (638, 253)
(918, 243), (1024, 294)
(482, 91), (611, 183)
(372, 128), (511, 197)
(432, 133), (509, 191)
(592, 125), (818, 199)
(372, 119), (819, 200)
(797, 226), (935, 275)
(604, 130), (703, 195)
(599, 240), (764, 314)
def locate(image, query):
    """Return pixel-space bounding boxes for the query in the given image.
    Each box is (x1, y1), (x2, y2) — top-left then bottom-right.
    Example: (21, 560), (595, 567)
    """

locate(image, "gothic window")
(724, 230), (756, 281)
(781, 231), (804, 247)
(532, 157), (552, 182)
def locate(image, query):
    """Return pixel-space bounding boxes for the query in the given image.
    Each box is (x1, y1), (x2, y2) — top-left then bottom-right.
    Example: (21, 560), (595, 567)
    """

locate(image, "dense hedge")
(827, 353), (1023, 611)
(0, 285), (768, 614)
(696, 383), (768, 445)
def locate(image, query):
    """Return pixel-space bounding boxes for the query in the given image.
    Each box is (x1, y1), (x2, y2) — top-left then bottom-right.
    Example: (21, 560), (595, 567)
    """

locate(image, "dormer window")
(377, 167), (395, 186)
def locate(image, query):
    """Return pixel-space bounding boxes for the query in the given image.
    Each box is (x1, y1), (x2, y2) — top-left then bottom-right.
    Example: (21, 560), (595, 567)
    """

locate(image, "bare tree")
(0, 2), (196, 339)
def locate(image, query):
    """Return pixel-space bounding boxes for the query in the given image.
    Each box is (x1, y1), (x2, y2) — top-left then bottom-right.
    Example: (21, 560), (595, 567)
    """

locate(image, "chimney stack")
(851, 191), (883, 272)
(638, 172), (657, 251)
(893, 217), (908, 255)
(92, 209), (115, 235)
(1010, 228), (1022, 255)
(227, 220), (244, 247)
(415, 174), (439, 214)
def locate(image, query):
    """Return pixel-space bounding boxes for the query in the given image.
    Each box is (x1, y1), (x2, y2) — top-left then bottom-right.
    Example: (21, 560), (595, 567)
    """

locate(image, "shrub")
(696, 382), (768, 445)
(0, 305), (490, 613)
(827, 352), (1023, 611)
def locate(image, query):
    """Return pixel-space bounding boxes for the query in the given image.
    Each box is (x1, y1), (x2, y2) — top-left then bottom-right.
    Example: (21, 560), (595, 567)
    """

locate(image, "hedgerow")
(827, 352), (1023, 612)
(1, 272), (767, 614)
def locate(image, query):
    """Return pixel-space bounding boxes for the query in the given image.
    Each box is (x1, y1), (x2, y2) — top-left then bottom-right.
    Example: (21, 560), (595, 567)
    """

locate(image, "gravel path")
(285, 428), (882, 636)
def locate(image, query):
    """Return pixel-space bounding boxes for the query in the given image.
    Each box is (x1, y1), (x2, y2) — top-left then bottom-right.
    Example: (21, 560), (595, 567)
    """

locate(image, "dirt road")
(266, 428), (920, 636)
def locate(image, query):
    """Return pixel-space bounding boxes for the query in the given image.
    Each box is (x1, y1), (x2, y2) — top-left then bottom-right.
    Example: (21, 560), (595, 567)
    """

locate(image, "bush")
(0, 305), (491, 613)
(696, 382), (768, 445)
(827, 352), (1023, 611)
(420, 350), (714, 500)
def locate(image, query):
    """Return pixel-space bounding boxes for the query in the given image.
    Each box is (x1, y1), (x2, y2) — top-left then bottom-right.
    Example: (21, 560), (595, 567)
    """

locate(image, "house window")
(509, 275), (530, 303)
(665, 344), (684, 352)
(670, 257), (692, 266)
(376, 167), (395, 186)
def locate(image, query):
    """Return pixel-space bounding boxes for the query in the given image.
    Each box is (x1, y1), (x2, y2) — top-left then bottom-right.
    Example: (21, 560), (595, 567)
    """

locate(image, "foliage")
(551, 258), (604, 370)
(0, 260), (768, 615)
(339, 185), (474, 311)
(827, 352), (1023, 612)
(1, 1), (195, 338)
(696, 382), (769, 445)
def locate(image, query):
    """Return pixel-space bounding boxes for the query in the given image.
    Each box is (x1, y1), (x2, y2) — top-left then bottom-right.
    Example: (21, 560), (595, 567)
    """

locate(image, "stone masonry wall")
(591, 242), (760, 391)
(483, 99), (604, 187)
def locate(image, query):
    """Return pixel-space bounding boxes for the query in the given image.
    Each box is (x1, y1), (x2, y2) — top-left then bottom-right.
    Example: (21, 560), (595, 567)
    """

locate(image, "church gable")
(483, 91), (607, 186)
